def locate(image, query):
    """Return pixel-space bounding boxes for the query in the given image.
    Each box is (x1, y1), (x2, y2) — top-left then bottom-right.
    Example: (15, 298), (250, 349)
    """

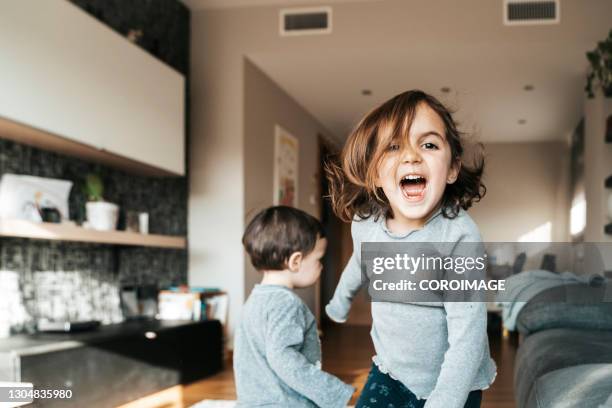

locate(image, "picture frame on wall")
(273, 125), (299, 207)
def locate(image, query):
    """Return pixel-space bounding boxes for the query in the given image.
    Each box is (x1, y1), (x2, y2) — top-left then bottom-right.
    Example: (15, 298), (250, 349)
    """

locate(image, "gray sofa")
(513, 283), (612, 408)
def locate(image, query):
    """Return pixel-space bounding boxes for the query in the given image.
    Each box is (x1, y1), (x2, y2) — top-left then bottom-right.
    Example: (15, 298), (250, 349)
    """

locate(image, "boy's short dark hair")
(242, 206), (325, 271)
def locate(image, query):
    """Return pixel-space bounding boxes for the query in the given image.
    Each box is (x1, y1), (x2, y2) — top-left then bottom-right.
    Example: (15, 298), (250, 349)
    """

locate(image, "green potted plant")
(83, 173), (119, 231)
(586, 29), (612, 98)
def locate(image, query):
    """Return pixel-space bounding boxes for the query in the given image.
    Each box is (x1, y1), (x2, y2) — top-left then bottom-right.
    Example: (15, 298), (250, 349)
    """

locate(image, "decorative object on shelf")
(40, 206), (61, 223)
(607, 115), (612, 143)
(83, 173), (119, 231)
(585, 29), (612, 98)
(0, 174), (72, 222)
(139, 212), (149, 234)
(606, 175), (612, 188)
(126, 28), (143, 43)
(606, 222), (612, 235)
(85, 201), (119, 231)
(124, 284), (159, 319)
(158, 287), (228, 324)
(83, 173), (103, 201)
(126, 211), (140, 232)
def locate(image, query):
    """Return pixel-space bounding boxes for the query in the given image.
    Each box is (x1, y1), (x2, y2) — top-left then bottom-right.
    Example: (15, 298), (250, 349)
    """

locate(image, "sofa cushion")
(516, 283), (612, 335)
(514, 329), (612, 408)
(526, 364), (612, 408)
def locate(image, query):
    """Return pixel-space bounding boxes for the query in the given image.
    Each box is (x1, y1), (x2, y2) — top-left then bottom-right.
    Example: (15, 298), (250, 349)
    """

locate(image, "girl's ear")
(287, 251), (303, 272)
(447, 158), (461, 184)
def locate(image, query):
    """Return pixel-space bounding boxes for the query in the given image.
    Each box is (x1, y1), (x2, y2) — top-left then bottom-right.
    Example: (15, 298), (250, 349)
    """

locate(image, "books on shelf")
(158, 288), (228, 325)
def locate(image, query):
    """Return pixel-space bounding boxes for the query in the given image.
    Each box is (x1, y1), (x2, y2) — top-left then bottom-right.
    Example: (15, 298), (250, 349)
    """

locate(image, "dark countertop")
(0, 319), (203, 356)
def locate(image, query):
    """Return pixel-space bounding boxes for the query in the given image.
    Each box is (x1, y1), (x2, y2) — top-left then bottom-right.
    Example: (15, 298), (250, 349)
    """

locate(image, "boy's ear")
(287, 251), (303, 272)
(447, 159), (461, 184)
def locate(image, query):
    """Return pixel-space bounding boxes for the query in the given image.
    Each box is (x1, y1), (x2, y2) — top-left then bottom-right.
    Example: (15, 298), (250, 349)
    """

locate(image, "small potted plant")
(83, 173), (119, 231)
(586, 29), (612, 98)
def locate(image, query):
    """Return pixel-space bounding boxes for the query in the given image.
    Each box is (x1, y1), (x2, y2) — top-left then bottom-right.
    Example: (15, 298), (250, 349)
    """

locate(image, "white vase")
(86, 201), (119, 231)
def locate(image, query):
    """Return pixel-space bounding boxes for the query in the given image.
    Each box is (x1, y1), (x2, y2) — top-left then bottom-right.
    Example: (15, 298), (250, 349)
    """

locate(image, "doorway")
(317, 136), (371, 328)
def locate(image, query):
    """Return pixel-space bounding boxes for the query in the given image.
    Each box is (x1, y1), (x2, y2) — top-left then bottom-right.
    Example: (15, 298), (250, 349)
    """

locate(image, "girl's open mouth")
(399, 174), (427, 202)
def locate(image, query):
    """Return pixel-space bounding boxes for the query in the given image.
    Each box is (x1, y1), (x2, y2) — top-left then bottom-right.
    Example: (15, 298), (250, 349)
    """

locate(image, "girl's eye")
(422, 142), (438, 150)
(388, 144), (400, 151)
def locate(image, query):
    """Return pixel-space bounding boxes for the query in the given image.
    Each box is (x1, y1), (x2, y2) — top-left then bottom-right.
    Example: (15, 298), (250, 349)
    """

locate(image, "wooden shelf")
(0, 219), (186, 249)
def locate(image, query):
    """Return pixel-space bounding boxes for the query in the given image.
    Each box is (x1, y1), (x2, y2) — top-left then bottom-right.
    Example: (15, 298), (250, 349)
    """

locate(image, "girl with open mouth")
(325, 89), (496, 408)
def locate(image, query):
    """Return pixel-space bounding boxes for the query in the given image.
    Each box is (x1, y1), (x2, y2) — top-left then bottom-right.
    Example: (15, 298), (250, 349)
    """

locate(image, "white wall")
(244, 59), (336, 316)
(189, 10), (247, 341)
(189, 8), (337, 341)
(469, 142), (570, 243)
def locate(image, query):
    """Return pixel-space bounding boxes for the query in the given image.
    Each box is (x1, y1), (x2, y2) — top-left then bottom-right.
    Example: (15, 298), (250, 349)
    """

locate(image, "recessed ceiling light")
(518, 119), (527, 125)
(440, 87), (451, 93)
(361, 89), (372, 96)
(523, 85), (534, 91)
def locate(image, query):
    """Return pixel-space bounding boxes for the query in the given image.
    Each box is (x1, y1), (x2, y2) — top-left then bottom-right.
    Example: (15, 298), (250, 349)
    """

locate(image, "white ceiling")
(182, 0), (376, 10)
(190, 0), (612, 143)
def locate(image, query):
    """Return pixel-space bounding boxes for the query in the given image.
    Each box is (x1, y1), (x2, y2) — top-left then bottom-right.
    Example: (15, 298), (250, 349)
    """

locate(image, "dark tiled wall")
(0, 0), (190, 327)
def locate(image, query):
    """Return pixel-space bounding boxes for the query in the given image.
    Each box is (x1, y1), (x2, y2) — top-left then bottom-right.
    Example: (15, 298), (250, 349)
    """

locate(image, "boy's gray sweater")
(235, 284), (354, 408)
(326, 209), (497, 408)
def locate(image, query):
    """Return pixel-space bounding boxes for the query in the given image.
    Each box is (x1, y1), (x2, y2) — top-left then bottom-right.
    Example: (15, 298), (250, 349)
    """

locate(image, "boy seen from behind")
(235, 206), (354, 408)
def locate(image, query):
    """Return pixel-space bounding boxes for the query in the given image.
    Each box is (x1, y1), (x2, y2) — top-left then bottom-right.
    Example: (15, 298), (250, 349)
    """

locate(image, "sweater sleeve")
(424, 233), (488, 408)
(325, 221), (364, 323)
(265, 298), (354, 408)
(423, 302), (488, 408)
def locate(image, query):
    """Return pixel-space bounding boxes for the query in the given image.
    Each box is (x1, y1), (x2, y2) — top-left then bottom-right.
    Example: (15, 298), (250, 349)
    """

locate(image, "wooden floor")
(119, 325), (517, 408)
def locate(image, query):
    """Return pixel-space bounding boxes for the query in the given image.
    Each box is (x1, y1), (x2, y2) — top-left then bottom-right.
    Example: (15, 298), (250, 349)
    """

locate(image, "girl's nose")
(401, 145), (421, 163)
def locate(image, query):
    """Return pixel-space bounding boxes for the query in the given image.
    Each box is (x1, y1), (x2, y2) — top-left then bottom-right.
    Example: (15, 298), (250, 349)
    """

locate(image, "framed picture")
(273, 125), (299, 207)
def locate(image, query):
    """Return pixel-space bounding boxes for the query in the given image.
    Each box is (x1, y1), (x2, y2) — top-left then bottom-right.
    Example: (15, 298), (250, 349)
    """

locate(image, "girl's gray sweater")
(326, 209), (497, 408)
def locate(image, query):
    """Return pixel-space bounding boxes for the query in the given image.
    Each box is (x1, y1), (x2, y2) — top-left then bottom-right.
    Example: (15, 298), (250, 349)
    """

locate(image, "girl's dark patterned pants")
(355, 363), (483, 408)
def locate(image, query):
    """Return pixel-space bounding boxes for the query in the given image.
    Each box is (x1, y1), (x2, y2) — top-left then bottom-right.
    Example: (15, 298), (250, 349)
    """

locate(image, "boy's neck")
(261, 269), (294, 289)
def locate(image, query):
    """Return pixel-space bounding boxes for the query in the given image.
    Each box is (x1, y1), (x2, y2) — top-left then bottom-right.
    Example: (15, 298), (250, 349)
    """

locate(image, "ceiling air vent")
(504, 0), (560, 26)
(280, 7), (332, 36)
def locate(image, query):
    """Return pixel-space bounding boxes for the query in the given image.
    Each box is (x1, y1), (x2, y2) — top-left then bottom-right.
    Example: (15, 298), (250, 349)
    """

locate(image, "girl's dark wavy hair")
(326, 89), (486, 223)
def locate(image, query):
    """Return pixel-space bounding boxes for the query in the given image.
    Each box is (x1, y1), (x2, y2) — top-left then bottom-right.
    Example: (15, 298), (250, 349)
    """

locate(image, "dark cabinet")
(2, 320), (223, 407)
